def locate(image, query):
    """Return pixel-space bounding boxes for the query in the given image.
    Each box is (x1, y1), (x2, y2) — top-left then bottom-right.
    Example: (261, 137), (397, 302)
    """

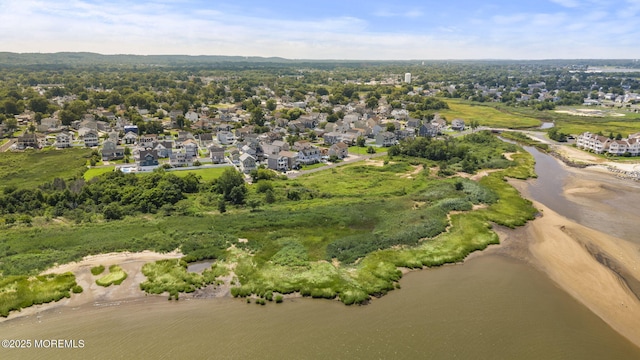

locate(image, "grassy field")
(463, 101), (640, 136)
(84, 165), (232, 182)
(348, 146), (388, 155)
(0, 148), (91, 189)
(0, 134), (538, 307)
(441, 100), (542, 129)
(168, 166), (232, 182)
(84, 167), (115, 180)
(300, 162), (326, 170)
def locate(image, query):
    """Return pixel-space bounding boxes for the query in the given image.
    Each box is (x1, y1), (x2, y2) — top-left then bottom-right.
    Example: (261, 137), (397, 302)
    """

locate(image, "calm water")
(2, 148), (640, 359)
(525, 145), (640, 242)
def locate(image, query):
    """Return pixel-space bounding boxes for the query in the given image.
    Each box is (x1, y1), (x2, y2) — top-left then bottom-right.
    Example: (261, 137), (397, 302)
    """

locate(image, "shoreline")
(0, 250), (183, 323)
(3, 145), (640, 350)
(500, 154), (640, 348)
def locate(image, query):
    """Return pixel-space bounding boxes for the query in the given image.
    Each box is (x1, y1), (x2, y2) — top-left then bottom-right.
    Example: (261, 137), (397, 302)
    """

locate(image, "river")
(2, 147), (640, 359)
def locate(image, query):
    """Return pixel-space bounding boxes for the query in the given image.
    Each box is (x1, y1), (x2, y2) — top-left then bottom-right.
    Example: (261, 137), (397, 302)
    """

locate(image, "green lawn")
(348, 146), (387, 155)
(168, 166), (232, 182)
(84, 167), (115, 180)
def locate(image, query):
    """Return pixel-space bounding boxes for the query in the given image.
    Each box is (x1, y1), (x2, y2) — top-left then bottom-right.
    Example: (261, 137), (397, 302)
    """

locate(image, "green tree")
(386, 123), (396, 132)
(4, 118), (18, 137)
(365, 96), (379, 109)
(215, 168), (246, 204)
(218, 199), (226, 213)
(266, 99), (277, 112)
(264, 189), (276, 204)
(103, 203), (124, 220)
(356, 136), (366, 147)
(29, 97), (50, 113)
(367, 146), (376, 154)
(250, 107), (265, 126)
(247, 198), (261, 211)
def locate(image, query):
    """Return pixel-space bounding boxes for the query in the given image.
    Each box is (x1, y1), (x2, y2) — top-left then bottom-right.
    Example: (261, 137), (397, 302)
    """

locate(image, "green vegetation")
(140, 259), (228, 299)
(168, 167), (231, 182)
(499, 131), (550, 151)
(0, 148), (91, 190)
(300, 162), (326, 170)
(348, 146), (387, 155)
(441, 100), (541, 129)
(90, 265), (105, 275)
(95, 265), (128, 287)
(0, 132), (538, 307)
(0, 273), (78, 317)
(84, 167), (115, 181)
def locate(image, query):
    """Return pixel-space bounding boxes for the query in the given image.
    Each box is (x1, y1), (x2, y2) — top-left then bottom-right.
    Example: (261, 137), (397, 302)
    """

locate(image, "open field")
(348, 146), (388, 155)
(444, 100), (640, 136)
(167, 166), (231, 182)
(84, 165), (231, 182)
(0, 148), (91, 189)
(441, 100), (542, 129)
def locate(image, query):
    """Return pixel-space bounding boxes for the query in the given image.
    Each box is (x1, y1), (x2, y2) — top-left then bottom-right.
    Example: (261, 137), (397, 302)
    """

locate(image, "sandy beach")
(502, 154), (640, 348)
(0, 250), (183, 323)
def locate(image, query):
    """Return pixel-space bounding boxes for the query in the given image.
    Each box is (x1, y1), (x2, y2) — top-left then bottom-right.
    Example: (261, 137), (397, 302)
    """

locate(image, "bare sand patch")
(399, 165), (423, 178)
(525, 202), (640, 347)
(0, 251), (183, 322)
(364, 158), (385, 167)
(555, 109), (625, 117)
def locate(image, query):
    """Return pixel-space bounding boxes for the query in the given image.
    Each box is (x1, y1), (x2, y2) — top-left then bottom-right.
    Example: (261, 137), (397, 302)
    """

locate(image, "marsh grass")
(140, 259), (227, 299)
(0, 273), (77, 317)
(90, 265), (105, 276)
(96, 265), (128, 287)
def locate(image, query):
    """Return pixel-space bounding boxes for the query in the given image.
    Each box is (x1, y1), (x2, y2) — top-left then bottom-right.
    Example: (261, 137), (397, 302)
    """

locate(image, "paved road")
(286, 151), (387, 179)
(0, 139), (17, 152)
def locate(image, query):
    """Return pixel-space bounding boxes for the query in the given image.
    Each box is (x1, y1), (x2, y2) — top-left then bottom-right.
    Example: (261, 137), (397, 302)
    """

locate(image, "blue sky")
(1, 0), (638, 59)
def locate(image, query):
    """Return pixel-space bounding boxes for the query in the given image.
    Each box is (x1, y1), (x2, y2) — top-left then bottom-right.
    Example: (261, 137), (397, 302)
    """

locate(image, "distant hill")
(0, 52), (294, 67)
(0, 52), (638, 69)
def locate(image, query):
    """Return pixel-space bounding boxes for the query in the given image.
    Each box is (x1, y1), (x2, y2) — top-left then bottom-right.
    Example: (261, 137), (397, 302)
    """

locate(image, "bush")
(72, 285), (83, 293)
(91, 265), (105, 275)
(275, 295), (283, 303)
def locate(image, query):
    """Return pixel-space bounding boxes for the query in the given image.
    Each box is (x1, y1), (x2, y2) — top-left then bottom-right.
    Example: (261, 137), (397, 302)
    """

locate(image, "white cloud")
(372, 8), (423, 18)
(0, 0), (638, 59)
(549, 0), (581, 8)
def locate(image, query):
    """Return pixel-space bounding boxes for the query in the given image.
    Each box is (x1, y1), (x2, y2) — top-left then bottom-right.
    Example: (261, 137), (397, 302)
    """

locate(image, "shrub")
(275, 295), (283, 303)
(91, 265), (105, 276)
(72, 285), (83, 293)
